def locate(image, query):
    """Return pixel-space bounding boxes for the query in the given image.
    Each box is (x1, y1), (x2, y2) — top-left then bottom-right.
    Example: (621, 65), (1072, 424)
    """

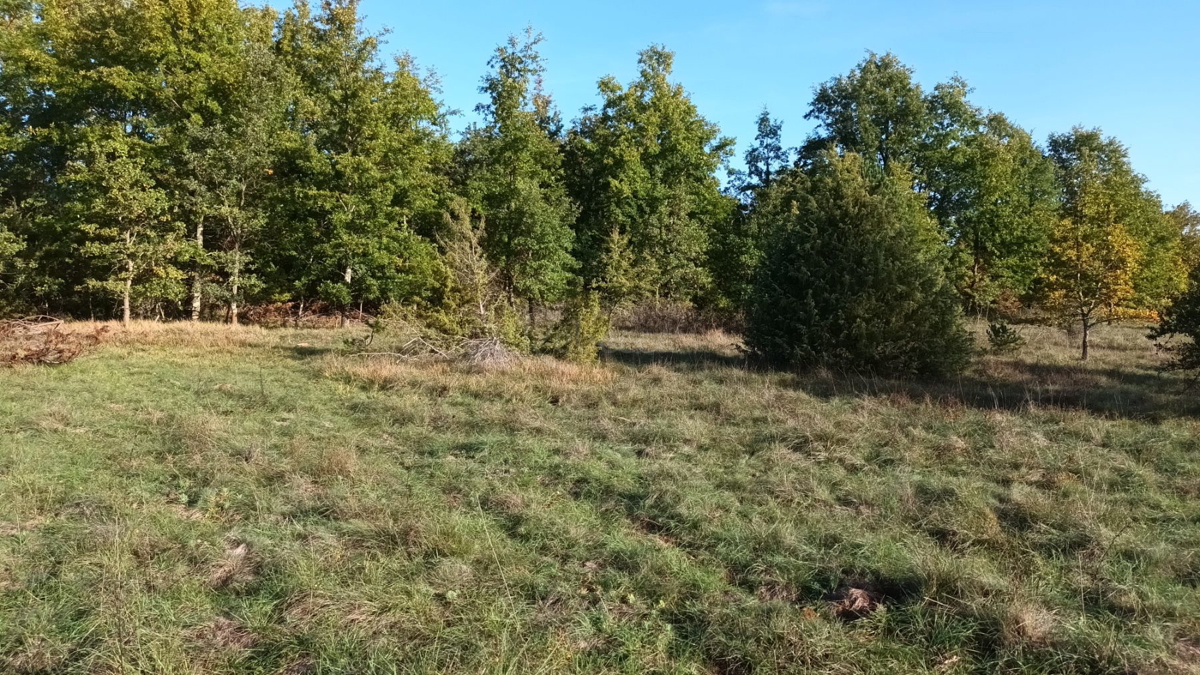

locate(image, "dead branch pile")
(461, 337), (514, 366)
(350, 334), (517, 366)
(0, 317), (108, 366)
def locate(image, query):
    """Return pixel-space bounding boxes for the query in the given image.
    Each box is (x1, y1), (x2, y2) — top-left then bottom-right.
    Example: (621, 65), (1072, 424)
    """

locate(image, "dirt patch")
(208, 540), (259, 590)
(827, 585), (882, 621)
(189, 616), (257, 651)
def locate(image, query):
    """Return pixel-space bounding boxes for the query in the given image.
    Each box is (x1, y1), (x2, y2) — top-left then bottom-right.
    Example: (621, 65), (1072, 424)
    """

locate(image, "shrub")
(986, 322), (1026, 353)
(1150, 265), (1200, 381)
(745, 153), (971, 377)
(543, 291), (609, 363)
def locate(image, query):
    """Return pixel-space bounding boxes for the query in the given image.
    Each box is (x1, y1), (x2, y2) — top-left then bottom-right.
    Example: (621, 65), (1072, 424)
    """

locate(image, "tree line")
(1, 0), (1195, 368)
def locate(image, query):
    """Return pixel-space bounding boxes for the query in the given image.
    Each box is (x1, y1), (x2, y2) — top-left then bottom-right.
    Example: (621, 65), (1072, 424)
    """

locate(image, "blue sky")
(341, 0), (1197, 207)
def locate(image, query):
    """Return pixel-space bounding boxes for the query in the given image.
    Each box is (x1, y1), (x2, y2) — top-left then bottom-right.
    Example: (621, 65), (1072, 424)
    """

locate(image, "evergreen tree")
(566, 46), (733, 303)
(710, 109), (792, 310)
(458, 29), (576, 316)
(1150, 263), (1200, 381)
(745, 152), (970, 377)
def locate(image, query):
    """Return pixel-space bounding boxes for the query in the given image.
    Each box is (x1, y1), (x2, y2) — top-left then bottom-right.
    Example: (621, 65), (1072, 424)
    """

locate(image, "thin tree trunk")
(123, 263), (132, 328)
(341, 265), (352, 328)
(123, 231), (133, 327)
(191, 220), (203, 321)
(229, 248), (240, 326)
(1081, 314), (1090, 361)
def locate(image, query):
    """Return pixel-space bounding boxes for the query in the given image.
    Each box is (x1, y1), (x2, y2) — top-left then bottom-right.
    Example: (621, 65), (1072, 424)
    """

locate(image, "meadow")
(0, 321), (1198, 674)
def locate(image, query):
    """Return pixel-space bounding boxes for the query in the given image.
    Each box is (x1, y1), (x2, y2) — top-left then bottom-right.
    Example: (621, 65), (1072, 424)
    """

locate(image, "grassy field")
(1, 321), (1198, 674)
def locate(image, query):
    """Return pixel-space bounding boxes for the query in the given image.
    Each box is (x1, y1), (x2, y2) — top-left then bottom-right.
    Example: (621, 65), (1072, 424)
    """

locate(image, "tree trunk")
(122, 231), (133, 327)
(123, 263), (132, 328)
(191, 220), (203, 321)
(341, 265), (353, 328)
(1080, 316), (1090, 361)
(229, 248), (240, 326)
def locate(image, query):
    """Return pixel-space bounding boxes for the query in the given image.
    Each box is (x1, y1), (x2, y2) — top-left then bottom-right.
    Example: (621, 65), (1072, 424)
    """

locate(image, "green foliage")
(746, 153), (971, 377)
(69, 127), (187, 323)
(1046, 128), (1185, 312)
(1150, 264), (1200, 378)
(268, 1), (450, 315)
(709, 109), (792, 311)
(0, 226), (26, 315)
(803, 52), (930, 171)
(459, 29), (576, 308)
(986, 321), (1026, 353)
(803, 54), (1060, 311)
(1041, 128), (1184, 358)
(543, 289), (609, 363)
(1167, 201), (1200, 271)
(924, 102), (1059, 309)
(566, 46), (733, 304)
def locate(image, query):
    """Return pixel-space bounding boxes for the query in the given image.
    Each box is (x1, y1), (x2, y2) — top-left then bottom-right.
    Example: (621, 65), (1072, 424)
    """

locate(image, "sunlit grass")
(0, 321), (1197, 673)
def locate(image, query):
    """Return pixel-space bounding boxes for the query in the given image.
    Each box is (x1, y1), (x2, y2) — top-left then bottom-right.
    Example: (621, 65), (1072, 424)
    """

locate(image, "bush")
(745, 153), (971, 377)
(543, 291), (609, 363)
(1150, 265), (1200, 380)
(610, 299), (737, 334)
(986, 322), (1026, 353)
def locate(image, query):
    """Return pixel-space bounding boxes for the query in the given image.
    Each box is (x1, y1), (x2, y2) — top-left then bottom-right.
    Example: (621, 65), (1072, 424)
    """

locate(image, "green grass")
(1, 321), (1198, 674)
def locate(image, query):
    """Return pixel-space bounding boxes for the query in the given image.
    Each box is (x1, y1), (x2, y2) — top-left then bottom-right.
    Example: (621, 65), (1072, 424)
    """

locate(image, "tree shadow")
(282, 344), (339, 360)
(600, 347), (746, 371)
(795, 361), (1198, 420)
(602, 342), (1198, 420)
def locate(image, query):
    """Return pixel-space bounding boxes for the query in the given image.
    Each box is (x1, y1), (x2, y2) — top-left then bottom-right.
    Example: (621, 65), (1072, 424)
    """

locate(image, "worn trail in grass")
(0, 322), (1198, 673)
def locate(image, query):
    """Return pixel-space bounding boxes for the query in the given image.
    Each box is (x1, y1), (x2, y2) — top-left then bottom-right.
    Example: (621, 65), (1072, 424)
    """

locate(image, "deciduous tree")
(566, 46), (733, 303)
(458, 29), (576, 317)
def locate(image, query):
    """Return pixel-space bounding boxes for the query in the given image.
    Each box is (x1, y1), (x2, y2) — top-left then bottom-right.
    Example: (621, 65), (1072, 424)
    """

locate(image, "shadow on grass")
(603, 343), (1198, 420)
(801, 360), (1199, 420)
(601, 348), (746, 371)
(284, 344), (339, 360)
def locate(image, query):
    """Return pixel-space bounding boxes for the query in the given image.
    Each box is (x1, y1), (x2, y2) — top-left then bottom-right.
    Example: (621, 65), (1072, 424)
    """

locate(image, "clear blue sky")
(343, 0), (1197, 207)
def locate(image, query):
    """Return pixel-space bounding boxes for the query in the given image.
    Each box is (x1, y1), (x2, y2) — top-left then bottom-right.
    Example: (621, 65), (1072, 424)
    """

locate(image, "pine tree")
(1150, 263), (1200, 381)
(745, 152), (970, 377)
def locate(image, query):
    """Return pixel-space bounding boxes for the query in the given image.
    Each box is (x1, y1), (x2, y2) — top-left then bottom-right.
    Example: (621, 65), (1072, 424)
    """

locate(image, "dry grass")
(0, 320), (1196, 673)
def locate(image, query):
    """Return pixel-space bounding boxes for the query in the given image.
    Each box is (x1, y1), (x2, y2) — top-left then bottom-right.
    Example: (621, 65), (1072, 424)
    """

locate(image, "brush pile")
(0, 317), (107, 366)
